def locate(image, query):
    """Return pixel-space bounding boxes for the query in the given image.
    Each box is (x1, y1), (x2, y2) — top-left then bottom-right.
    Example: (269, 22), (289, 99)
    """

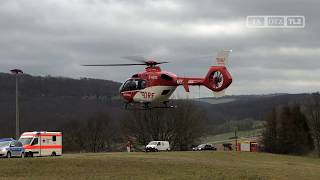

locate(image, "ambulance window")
(19, 138), (33, 145)
(52, 136), (56, 142)
(31, 138), (38, 146)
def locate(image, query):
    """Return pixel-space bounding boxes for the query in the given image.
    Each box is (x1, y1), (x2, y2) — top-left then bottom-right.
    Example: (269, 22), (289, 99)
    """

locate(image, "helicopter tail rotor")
(202, 49), (233, 93)
(202, 66), (232, 92)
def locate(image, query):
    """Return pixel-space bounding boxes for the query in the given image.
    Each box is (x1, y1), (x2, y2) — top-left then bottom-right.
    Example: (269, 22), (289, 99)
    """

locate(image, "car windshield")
(198, 144), (206, 148)
(0, 141), (10, 147)
(148, 141), (158, 145)
(19, 138), (33, 145)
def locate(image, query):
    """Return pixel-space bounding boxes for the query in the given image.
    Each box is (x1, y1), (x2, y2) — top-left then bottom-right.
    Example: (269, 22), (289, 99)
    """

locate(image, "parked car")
(192, 144), (217, 151)
(0, 138), (25, 158)
(145, 141), (170, 152)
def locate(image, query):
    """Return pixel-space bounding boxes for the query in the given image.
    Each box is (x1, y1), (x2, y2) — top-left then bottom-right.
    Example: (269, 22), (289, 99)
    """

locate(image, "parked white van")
(146, 141), (170, 152)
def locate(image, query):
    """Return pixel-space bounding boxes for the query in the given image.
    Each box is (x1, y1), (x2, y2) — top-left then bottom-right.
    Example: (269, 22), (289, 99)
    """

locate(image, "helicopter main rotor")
(82, 56), (168, 67)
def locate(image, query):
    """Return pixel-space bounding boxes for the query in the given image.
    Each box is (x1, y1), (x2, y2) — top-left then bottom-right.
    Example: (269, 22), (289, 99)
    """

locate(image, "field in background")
(203, 129), (262, 143)
(1, 152), (320, 180)
(202, 129), (262, 151)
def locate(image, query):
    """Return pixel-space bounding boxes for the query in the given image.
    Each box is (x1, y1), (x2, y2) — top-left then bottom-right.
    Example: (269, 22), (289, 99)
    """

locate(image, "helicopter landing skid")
(147, 105), (177, 109)
(124, 103), (177, 110)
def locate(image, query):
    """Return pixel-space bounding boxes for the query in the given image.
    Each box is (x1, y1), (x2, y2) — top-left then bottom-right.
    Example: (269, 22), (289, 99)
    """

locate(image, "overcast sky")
(0, 0), (319, 96)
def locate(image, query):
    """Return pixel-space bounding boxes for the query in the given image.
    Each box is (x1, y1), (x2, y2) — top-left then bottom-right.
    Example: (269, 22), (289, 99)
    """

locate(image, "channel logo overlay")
(246, 16), (305, 28)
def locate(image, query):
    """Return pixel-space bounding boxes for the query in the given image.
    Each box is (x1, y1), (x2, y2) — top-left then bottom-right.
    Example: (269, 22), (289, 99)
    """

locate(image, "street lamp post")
(10, 69), (23, 140)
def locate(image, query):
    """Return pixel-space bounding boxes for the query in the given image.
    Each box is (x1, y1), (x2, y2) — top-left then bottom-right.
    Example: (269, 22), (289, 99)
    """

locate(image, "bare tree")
(62, 120), (87, 152)
(85, 112), (114, 152)
(306, 93), (320, 157)
(261, 107), (278, 153)
(262, 104), (314, 155)
(122, 109), (175, 147)
(122, 100), (207, 150)
(63, 112), (115, 152)
(170, 101), (207, 150)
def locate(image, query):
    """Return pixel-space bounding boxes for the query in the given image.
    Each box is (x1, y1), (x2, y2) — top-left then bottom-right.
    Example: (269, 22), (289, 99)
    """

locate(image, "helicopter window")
(138, 80), (147, 89)
(120, 79), (147, 92)
(132, 74), (139, 78)
(160, 74), (173, 81)
(161, 90), (170, 95)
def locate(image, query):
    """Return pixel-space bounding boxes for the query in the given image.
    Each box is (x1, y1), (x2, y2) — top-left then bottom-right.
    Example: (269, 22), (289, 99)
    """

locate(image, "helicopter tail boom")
(177, 49), (233, 93)
(177, 66), (232, 93)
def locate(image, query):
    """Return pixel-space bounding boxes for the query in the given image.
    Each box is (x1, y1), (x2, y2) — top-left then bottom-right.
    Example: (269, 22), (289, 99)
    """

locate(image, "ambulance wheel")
(7, 152), (11, 158)
(51, 152), (56, 156)
(26, 152), (33, 157)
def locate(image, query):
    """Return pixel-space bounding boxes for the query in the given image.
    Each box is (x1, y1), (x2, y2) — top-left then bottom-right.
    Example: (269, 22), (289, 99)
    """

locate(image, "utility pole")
(10, 69), (23, 140)
(235, 127), (238, 151)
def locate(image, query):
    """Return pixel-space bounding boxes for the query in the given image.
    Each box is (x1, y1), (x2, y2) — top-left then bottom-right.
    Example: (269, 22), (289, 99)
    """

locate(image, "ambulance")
(19, 131), (62, 157)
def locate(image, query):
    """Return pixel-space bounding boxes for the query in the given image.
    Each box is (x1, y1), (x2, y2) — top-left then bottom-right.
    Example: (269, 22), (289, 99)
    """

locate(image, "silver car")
(0, 138), (25, 158)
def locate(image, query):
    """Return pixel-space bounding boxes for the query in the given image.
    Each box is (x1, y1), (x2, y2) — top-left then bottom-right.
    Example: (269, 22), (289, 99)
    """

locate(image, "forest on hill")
(0, 73), (316, 149)
(0, 73), (123, 137)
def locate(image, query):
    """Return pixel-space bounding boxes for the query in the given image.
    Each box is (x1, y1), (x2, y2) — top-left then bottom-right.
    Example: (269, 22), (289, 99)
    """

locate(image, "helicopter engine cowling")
(202, 66), (232, 92)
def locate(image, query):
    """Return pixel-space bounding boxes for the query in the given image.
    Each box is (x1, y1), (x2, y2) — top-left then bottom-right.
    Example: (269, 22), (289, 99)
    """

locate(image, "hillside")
(0, 72), (316, 138)
(199, 93), (312, 124)
(0, 73), (120, 98)
(0, 73), (124, 137)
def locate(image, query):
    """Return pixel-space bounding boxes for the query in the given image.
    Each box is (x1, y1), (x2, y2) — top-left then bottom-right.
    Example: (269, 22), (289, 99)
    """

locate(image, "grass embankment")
(1, 151), (320, 180)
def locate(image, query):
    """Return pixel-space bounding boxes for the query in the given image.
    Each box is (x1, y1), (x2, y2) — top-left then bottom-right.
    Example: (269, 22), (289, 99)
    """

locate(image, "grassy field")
(1, 152), (320, 180)
(203, 129), (262, 144)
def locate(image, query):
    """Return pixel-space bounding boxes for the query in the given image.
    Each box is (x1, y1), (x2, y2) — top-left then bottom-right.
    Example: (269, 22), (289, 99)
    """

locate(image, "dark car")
(192, 144), (217, 151)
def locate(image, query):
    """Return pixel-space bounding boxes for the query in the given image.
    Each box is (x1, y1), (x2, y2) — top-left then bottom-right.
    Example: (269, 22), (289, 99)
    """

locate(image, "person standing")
(126, 140), (132, 152)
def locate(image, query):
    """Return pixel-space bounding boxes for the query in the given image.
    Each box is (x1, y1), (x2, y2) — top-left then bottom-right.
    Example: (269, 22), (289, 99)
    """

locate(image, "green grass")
(1, 151), (320, 180)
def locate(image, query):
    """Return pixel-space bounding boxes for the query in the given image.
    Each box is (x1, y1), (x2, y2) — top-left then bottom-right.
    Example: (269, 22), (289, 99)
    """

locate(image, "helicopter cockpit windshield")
(120, 78), (147, 92)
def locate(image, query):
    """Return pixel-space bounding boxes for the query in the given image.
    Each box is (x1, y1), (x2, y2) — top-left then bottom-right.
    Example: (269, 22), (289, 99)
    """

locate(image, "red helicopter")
(83, 50), (233, 109)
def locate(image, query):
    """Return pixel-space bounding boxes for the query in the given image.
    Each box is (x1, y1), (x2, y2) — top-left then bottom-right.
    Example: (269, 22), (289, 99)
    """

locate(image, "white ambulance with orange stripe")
(19, 131), (62, 157)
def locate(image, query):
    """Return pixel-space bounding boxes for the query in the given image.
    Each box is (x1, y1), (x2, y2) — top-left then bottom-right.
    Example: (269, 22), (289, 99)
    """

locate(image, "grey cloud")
(0, 0), (319, 95)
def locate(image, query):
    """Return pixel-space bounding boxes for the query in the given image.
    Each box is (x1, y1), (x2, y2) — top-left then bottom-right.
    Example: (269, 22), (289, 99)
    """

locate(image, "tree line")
(262, 93), (320, 156)
(1, 72), (314, 138)
(0, 73), (120, 98)
(62, 101), (207, 152)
